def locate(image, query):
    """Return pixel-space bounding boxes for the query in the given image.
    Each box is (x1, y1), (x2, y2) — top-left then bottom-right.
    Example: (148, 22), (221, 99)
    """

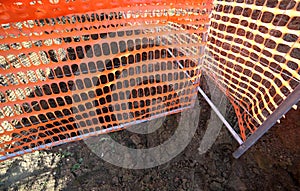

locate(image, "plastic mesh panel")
(204, 0), (300, 140)
(0, 0), (211, 159)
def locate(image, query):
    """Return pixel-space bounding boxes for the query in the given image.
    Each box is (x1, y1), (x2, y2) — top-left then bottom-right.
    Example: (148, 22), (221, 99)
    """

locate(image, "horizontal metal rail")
(0, 105), (192, 161)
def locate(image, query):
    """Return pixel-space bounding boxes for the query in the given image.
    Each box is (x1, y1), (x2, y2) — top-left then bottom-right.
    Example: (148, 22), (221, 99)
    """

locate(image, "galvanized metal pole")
(166, 49), (244, 145)
(197, 86), (244, 145)
(233, 84), (300, 158)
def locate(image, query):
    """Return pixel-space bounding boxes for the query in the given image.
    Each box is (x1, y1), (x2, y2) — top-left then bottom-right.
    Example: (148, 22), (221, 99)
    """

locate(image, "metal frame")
(0, 105), (193, 161)
(167, 48), (244, 145)
(2, 27), (297, 161)
(167, 31), (300, 158)
(233, 84), (300, 158)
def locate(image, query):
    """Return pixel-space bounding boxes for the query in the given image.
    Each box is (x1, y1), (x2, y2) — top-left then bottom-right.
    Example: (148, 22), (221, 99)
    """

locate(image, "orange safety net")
(204, 0), (300, 140)
(0, 0), (212, 159)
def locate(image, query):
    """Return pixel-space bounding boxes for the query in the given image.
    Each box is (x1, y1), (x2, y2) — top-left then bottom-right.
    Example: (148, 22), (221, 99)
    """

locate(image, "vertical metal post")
(233, 84), (300, 158)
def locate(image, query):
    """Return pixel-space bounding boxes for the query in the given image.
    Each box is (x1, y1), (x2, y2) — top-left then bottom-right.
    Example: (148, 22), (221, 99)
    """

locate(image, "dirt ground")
(0, 91), (299, 191)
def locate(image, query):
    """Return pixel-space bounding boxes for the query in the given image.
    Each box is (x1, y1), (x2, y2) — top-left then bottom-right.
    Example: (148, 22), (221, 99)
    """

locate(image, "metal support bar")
(0, 106), (192, 161)
(197, 86), (243, 145)
(166, 49), (243, 145)
(233, 84), (300, 158)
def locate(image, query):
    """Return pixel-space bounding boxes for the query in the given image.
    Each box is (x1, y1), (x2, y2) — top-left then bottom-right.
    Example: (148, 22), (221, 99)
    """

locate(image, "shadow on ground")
(0, 99), (299, 191)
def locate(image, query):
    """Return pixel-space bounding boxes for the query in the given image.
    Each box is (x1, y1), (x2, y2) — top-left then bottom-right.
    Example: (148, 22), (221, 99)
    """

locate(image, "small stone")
(223, 157), (230, 163)
(252, 168), (259, 174)
(209, 181), (222, 191)
(112, 176), (118, 184)
(182, 179), (189, 189)
(228, 176), (247, 191)
(143, 174), (152, 183)
(130, 134), (141, 145)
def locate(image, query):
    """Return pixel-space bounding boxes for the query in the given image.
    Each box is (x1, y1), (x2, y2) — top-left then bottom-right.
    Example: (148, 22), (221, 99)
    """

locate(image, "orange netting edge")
(1, 0), (212, 159)
(204, 0), (300, 140)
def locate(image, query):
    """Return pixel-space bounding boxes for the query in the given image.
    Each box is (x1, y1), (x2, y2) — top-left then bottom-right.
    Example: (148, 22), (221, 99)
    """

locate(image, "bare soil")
(0, 94), (299, 191)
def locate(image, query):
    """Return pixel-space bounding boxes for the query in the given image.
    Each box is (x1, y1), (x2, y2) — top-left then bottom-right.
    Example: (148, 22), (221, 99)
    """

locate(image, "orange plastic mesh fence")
(204, 0), (300, 141)
(0, 0), (212, 159)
